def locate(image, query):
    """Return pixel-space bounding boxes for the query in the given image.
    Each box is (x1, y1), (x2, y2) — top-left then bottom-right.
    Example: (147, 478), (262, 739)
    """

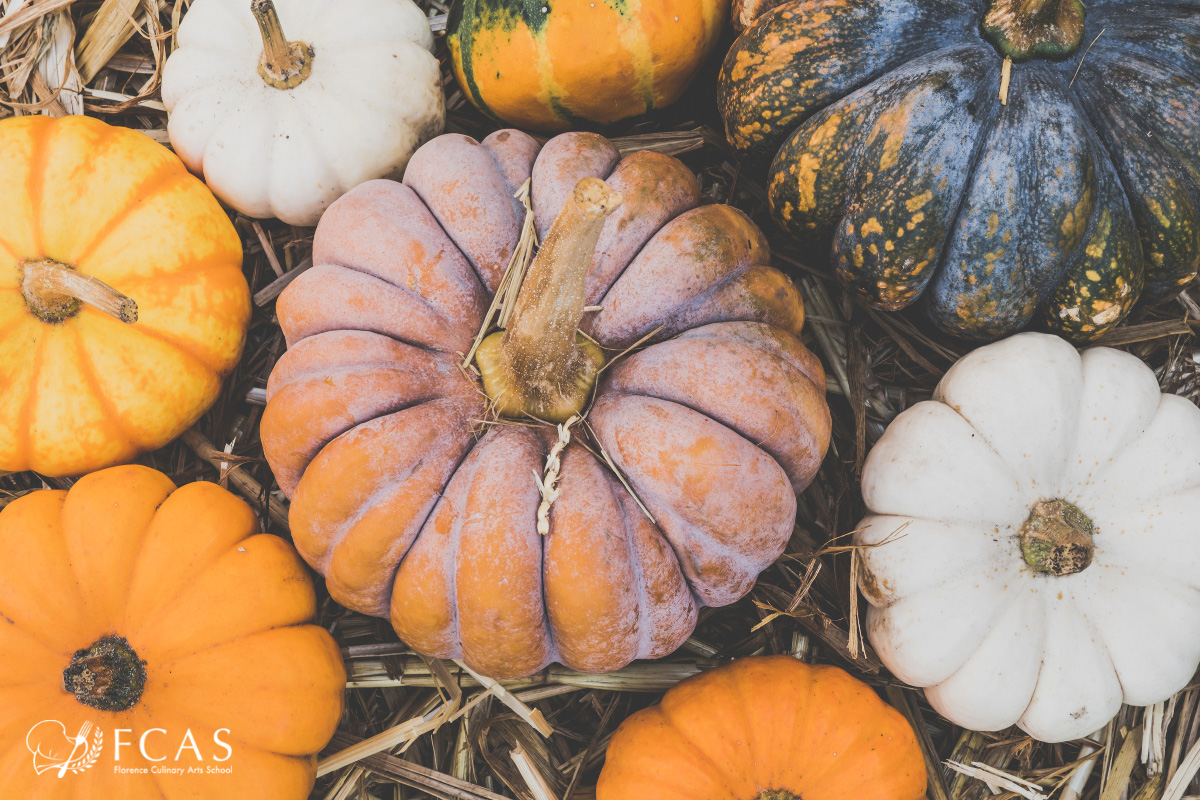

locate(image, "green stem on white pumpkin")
(21, 258), (138, 324)
(252, 0), (314, 90)
(982, 0), (1086, 61)
(1019, 499), (1095, 577)
(63, 635), (147, 712)
(475, 177), (621, 423)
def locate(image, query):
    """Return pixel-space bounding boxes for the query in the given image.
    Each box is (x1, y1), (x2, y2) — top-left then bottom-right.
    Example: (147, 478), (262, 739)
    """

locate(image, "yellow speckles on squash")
(1092, 301), (1120, 325)
(729, 47), (766, 83)
(905, 191), (933, 213)
(732, 121), (767, 150)
(954, 287), (998, 329)
(985, 213), (1000, 238)
(1148, 199), (1172, 228)
(906, 212), (925, 230)
(868, 243), (879, 256)
(792, 153), (821, 212)
(1085, 269), (1101, 281)
(1086, 243), (1104, 259)
(861, 218), (884, 237)
(808, 10), (831, 24)
(885, 240), (895, 252)
(808, 114), (840, 146)
(1060, 191), (1092, 244)
(1060, 211), (1077, 238)
(1002, 230), (1013, 244)
(879, 129), (905, 170)
(853, 245), (864, 268)
(984, 248), (1005, 263)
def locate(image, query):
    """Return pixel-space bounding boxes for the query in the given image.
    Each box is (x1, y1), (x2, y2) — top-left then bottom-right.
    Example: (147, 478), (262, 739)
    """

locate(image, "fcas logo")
(25, 720), (103, 776)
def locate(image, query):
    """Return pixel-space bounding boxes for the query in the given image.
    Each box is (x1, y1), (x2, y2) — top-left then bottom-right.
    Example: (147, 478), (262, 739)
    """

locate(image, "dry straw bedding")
(3, 1), (1200, 798)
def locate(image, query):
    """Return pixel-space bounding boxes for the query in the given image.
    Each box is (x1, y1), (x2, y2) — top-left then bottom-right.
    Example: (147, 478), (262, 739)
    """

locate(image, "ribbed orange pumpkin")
(447, 0), (728, 130)
(0, 115), (249, 477)
(262, 129), (831, 679)
(0, 466), (345, 797)
(597, 656), (927, 800)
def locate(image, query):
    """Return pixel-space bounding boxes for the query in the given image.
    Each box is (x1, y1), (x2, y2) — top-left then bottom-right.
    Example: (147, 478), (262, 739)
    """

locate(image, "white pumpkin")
(855, 332), (1200, 743)
(162, 0), (444, 226)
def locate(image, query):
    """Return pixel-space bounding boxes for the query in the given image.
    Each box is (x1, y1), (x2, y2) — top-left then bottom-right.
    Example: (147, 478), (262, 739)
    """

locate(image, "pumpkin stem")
(475, 177), (621, 423)
(252, 0), (314, 90)
(757, 792), (800, 800)
(21, 258), (138, 324)
(63, 635), (147, 712)
(982, 0), (1086, 61)
(1019, 499), (1095, 576)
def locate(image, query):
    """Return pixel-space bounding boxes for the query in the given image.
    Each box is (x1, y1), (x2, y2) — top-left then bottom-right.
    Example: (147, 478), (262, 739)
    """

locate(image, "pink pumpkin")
(261, 130), (831, 678)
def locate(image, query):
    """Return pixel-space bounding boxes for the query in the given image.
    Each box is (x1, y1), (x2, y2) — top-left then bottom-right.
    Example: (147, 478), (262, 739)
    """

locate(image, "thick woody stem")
(21, 259), (138, 324)
(63, 635), (147, 712)
(476, 178), (622, 423)
(506, 178), (620, 369)
(252, 0), (313, 90)
(982, 0), (1086, 61)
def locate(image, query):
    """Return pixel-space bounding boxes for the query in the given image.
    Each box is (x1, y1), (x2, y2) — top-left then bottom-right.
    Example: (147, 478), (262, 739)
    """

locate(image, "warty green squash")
(718, 0), (1200, 341)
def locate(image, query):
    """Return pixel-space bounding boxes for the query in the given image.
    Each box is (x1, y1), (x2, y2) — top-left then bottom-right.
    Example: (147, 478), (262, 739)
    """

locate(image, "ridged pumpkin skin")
(0, 466), (345, 797)
(0, 115), (249, 477)
(596, 656), (927, 800)
(855, 333), (1200, 742)
(262, 129), (832, 679)
(718, 0), (1200, 341)
(448, 0), (727, 131)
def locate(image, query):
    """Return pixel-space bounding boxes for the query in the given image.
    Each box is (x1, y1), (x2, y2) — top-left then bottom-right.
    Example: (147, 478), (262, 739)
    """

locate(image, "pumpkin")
(261, 129), (832, 679)
(854, 332), (1200, 742)
(596, 656), (927, 800)
(0, 115), (249, 478)
(0, 465), (345, 796)
(447, 0), (727, 131)
(717, 0), (1200, 341)
(162, 0), (444, 226)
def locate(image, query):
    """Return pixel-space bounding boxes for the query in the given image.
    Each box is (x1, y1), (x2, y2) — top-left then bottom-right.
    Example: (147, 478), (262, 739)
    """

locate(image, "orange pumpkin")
(262, 129), (832, 679)
(597, 656), (927, 800)
(0, 465), (345, 797)
(447, 0), (729, 131)
(0, 115), (249, 478)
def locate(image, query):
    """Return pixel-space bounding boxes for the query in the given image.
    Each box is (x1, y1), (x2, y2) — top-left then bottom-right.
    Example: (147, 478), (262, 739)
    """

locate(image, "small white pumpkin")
(162, 0), (444, 225)
(855, 332), (1200, 743)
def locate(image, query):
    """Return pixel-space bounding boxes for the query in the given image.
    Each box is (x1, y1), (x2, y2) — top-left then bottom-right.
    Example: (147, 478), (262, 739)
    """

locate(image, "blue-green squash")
(718, 0), (1200, 340)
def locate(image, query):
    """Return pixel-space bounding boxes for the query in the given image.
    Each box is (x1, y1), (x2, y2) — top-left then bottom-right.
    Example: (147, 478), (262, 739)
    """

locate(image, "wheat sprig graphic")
(66, 729), (102, 774)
